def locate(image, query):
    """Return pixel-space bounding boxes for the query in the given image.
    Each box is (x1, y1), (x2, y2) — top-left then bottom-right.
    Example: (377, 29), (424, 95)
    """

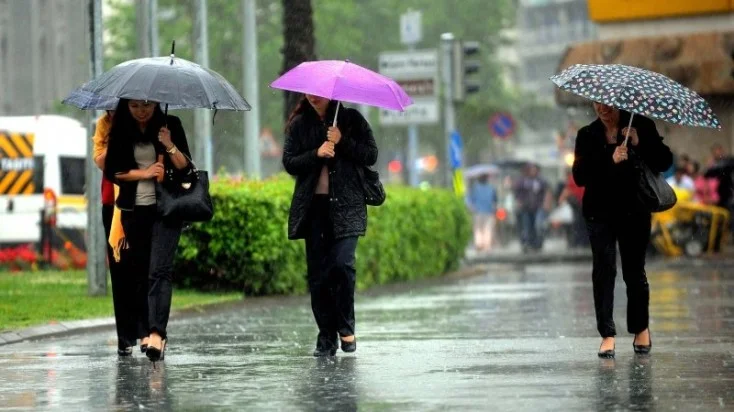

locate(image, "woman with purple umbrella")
(274, 59), (408, 357)
(283, 94), (377, 357)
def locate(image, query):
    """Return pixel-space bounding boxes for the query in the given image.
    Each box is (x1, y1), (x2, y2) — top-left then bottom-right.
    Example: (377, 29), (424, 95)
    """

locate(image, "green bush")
(175, 174), (471, 295)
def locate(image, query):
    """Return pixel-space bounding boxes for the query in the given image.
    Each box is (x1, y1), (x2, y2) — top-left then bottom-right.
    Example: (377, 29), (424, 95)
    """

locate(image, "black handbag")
(357, 166), (386, 206)
(634, 156), (677, 213)
(156, 158), (214, 222)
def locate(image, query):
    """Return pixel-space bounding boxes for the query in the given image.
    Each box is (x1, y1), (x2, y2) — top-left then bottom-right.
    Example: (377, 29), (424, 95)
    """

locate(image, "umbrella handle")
(332, 101), (341, 128)
(156, 154), (164, 183)
(622, 112), (635, 147)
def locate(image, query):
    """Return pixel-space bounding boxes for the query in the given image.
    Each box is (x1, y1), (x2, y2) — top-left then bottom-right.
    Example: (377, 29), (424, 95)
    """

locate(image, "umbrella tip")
(345, 59), (351, 63)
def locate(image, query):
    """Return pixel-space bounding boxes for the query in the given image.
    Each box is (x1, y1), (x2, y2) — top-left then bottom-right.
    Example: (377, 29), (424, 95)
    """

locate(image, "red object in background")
(388, 160), (403, 174)
(567, 174), (584, 203)
(101, 177), (115, 205)
(496, 208), (508, 221)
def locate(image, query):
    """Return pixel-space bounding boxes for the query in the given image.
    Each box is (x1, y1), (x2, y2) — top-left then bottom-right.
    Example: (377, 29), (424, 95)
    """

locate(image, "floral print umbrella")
(551, 64), (721, 131)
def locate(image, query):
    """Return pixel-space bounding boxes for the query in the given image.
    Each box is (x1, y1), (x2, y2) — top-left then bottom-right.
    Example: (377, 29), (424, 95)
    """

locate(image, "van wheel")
(684, 239), (704, 257)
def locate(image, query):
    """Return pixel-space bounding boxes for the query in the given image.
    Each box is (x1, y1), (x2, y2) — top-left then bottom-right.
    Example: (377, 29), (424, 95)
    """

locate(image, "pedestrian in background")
(512, 163), (548, 252)
(283, 95), (378, 357)
(105, 99), (192, 362)
(467, 174), (498, 251)
(572, 102), (672, 358)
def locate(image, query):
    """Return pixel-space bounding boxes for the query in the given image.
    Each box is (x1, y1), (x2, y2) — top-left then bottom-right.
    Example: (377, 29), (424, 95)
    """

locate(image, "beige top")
(315, 165), (329, 194)
(134, 142), (157, 206)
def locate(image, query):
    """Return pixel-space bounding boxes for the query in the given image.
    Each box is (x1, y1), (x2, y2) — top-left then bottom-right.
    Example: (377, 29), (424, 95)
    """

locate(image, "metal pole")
(136, 0), (151, 57)
(87, 0), (106, 296)
(441, 33), (456, 188)
(242, 0), (260, 179)
(406, 44), (419, 187)
(149, 0), (159, 56)
(194, 0), (213, 172)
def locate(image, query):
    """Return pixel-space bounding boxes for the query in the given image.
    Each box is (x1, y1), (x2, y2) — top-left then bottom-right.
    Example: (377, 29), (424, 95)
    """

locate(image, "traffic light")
(452, 40), (481, 102)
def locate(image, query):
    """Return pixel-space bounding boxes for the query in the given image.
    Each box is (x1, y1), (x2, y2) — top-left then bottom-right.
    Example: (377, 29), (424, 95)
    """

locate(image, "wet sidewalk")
(0, 262), (732, 411)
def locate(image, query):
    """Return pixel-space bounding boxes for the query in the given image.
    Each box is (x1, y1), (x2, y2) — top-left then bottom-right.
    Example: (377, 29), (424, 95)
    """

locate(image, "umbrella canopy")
(70, 56), (250, 111)
(62, 87), (191, 111)
(551, 64), (720, 130)
(465, 164), (500, 179)
(62, 88), (119, 111)
(270, 60), (413, 111)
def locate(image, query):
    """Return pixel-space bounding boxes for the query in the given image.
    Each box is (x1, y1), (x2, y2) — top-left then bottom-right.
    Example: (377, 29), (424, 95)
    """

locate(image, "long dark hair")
(285, 96), (340, 133)
(109, 98), (167, 146)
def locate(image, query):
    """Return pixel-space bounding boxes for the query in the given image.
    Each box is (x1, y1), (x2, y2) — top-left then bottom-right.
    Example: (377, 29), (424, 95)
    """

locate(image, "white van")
(0, 115), (88, 245)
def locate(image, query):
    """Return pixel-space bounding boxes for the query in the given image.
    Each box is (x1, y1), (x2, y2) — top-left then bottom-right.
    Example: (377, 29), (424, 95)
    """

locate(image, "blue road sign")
(488, 112), (515, 139)
(449, 130), (463, 169)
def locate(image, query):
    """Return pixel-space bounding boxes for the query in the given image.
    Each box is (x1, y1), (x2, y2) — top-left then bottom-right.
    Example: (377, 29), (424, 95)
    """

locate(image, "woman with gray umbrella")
(104, 98), (192, 362)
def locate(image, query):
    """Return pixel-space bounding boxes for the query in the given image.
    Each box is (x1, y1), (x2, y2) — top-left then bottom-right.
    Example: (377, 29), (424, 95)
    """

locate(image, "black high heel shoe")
(117, 346), (133, 357)
(598, 339), (615, 359)
(146, 339), (167, 362)
(340, 337), (356, 353)
(633, 331), (652, 354)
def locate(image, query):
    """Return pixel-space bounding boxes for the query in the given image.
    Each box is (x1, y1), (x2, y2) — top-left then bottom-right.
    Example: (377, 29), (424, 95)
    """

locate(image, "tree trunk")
(281, 0), (316, 121)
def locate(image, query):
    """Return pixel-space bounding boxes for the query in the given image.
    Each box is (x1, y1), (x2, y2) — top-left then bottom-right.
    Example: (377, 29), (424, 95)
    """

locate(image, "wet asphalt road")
(0, 262), (733, 411)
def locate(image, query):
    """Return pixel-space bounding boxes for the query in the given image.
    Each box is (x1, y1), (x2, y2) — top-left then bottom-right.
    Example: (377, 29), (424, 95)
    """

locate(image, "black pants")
(121, 205), (182, 340)
(305, 195), (359, 350)
(103, 204), (136, 349)
(586, 213), (651, 337)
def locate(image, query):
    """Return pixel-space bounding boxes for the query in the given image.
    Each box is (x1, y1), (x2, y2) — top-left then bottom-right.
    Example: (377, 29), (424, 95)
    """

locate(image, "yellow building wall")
(588, 0), (733, 22)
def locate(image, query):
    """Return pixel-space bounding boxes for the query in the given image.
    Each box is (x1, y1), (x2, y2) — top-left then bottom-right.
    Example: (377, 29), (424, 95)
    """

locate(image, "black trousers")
(586, 213), (651, 338)
(102, 204), (136, 349)
(121, 205), (182, 340)
(305, 195), (359, 350)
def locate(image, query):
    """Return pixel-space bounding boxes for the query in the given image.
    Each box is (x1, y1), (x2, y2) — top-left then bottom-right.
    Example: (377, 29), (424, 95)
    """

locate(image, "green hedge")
(175, 174), (471, 295)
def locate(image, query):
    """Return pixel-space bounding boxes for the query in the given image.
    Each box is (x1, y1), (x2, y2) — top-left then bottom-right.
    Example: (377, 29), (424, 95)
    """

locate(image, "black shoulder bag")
(357, 166), (386, 207)
(632, 155), (677, 213)
(156, 156), (214, 222)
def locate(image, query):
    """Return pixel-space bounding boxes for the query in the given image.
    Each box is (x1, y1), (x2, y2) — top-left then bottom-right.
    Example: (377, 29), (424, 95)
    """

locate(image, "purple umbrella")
(270, 59), (413, 126)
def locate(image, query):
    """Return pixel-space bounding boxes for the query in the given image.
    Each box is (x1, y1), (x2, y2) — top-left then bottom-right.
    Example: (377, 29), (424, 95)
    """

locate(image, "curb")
(465, 251), (593, 266)
(0, 264), (494, 347)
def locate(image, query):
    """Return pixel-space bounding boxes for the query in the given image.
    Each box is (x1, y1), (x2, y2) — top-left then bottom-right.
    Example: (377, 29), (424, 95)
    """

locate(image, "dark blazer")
(104, 115), (192, 211)
(572, 111), (673, 219)
(283, 104), (378, 240)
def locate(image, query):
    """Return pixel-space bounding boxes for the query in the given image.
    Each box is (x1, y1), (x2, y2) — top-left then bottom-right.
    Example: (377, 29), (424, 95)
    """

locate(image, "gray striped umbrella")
(67, 52), (250, 112)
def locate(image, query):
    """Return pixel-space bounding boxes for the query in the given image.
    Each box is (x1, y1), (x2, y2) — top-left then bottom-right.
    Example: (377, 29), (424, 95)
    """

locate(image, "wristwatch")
(166, 145), (178, 155)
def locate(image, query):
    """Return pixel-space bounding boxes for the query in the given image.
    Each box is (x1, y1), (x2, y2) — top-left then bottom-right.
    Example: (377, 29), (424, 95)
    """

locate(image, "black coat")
(104, 115), (192, 211)
(283, 104), (378, 240)
(572, 112), (673, 219)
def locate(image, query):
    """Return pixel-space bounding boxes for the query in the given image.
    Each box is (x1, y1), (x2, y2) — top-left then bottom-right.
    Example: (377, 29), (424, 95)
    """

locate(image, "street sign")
(400, 10), (422, 46)
(378, 49), (439, 125)
(488, 112), (515, 139)
(449, 130), (463, 169)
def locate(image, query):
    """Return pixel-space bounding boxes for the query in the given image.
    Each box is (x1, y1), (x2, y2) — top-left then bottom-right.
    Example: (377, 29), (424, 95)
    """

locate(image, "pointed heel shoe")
(598, 339), (615, 359)
(340, 337), (356, 353)
(633, 331), (652, 355)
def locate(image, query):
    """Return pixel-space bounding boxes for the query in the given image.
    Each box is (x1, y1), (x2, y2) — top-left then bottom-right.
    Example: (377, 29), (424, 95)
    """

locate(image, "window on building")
(59, 157), (85, 195)
(32, 155), (44, 194)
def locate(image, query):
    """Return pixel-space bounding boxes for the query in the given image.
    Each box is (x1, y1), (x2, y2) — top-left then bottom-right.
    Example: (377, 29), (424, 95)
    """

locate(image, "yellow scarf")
(92, 114), (127, 262)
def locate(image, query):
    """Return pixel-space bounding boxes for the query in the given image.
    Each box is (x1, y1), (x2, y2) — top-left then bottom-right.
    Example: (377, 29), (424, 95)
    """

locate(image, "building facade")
(0, 0), (90, 116)
(558, 1), (734, 165)
(516, 0), (597, 102)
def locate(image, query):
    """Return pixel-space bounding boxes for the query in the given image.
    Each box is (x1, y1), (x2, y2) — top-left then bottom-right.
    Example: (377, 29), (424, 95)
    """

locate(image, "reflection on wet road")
(1, 263), (732, 411)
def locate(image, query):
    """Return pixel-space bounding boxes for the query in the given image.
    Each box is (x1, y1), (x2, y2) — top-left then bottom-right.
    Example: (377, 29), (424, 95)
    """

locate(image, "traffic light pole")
(87, 0), (106, 296)
(441, 33), (456, 188)
(406, 43), (419, 187)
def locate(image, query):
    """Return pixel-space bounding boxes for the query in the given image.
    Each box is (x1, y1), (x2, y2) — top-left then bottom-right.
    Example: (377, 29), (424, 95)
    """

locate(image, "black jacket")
(104, 115), (192, 211)
(572, 112), (673, 219)
(283, 104), (378, 240)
